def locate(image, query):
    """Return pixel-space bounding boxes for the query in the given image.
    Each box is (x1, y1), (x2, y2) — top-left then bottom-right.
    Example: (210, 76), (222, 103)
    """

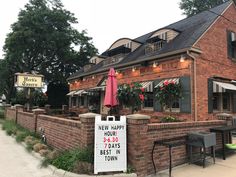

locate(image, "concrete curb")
(17, 138), (137, 177)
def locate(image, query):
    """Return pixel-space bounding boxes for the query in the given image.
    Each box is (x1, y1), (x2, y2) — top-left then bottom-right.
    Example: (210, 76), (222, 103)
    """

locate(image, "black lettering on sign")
(98, 125), (109, 130)
(100, 149), (111, 155)
(105, 156), (118, 161)
(110, 125), (124, 130)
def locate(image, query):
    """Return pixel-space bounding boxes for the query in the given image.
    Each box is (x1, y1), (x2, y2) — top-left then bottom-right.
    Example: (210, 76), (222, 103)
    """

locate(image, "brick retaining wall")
(37, 115), (83, 150)
(6, 108), (17, 122)
(17, 111), (35, 131)
(4, 108), (227, 177)
(5, 108), (96, 151)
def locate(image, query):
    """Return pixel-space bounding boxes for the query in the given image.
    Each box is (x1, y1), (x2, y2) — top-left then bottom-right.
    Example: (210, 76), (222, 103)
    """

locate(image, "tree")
(1, 0), (97, 103)
(179, 0), (228, 17)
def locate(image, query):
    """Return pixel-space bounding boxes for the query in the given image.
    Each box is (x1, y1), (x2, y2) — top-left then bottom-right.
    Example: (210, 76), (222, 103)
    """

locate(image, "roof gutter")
(68, 47), (202, 81)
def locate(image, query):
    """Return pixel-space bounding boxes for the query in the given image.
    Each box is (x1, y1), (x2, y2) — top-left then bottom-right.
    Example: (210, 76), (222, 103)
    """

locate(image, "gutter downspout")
(187, 50), (197, 121)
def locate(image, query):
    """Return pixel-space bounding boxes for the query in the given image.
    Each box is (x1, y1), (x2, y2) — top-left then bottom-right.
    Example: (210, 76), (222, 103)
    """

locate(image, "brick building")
(67, 1), (236, 121)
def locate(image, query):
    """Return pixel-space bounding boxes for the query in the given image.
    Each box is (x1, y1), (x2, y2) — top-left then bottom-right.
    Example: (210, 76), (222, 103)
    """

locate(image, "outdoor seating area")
(156, 152), (236, 177)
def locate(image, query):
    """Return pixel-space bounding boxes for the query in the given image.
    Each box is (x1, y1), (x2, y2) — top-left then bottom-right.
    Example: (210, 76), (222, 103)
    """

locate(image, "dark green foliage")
(0, 107), (4, 119)
(155, 81), (182, 112)
(46, 82), (69, 108)
(11, 89), (47, 107)
(179, 0), (229, 17)
(16, 131), (29, 142)
(43, 146), (94, 172)
(161, 116), (182, 123)
(1, 120), (39, 140)
(2, 120), (18, 135)
(1, 0), (97, 102)
(117, 82), (145, 114)
(126, 165), (135, 173)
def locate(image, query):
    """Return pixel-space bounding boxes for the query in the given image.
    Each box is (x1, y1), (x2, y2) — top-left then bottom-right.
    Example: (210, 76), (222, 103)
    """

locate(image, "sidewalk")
(155, 153), (236, 177)
(0, 126), (56, 177)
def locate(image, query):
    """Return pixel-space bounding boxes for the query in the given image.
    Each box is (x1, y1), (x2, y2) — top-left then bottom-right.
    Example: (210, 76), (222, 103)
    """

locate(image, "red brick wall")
(6, 108), (17, 121)
(70, 58), (194, 121)
(127, 118), (226, 177)
(5, 108), (95, 151)
(17, 111), (35, 132)
(5, 108), (227, 177)
(37, 115), (83, 150)
(194, 3), (236, 121)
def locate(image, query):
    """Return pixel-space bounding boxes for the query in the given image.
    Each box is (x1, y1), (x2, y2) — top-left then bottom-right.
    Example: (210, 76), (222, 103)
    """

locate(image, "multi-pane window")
(213, 92), (232, 112)
(144, 93), (153, 108)
(227, 30), (236, 59)
(72, 97), (77, 107)
(223, 93), (231, 111)
(164, 99), (180, 112)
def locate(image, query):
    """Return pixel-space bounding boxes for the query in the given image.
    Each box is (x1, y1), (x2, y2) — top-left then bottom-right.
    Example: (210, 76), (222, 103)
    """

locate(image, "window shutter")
(233, 92), (236, 113)
(153, 79), (162, 112)
(227, 30), (233, 58)
(208, 78), (213, 113)
(180, 76), (191, 113)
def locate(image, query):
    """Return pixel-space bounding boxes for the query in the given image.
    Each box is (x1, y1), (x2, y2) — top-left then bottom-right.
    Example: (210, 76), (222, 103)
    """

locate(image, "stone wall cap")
(79, 112), (100, 118)
(32, 108), (45, 112)
(14, 104), (23, 107)
(127, 114), (150, 120)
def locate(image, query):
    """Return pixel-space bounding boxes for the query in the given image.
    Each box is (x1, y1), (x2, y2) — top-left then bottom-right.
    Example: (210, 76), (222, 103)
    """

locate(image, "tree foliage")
(1, 0), (97, 103)
(179, 0), (228, 17)
(11, 89), (47, 107)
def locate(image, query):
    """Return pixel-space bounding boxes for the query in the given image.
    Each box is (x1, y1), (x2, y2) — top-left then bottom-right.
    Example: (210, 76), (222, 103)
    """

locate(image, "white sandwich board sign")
(94, 115), (127, 174)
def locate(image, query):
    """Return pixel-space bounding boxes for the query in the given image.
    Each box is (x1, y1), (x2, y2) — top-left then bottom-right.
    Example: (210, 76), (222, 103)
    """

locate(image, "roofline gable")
(107, 37), (142, 51)
(192, 1), (233, 47)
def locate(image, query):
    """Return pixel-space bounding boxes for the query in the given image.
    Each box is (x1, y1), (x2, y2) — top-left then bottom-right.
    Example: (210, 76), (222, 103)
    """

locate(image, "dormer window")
(124, 42), (132, 49)
(89, 56), (105, 65)
(145, 36), (166, 54)
(227, 30), (236, 59)
(158, 32), (167, 41)
(106, 45), (131, 57)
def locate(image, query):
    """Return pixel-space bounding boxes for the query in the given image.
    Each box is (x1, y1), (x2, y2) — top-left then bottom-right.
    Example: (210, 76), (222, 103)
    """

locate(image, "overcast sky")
(0, 0), (184, 59)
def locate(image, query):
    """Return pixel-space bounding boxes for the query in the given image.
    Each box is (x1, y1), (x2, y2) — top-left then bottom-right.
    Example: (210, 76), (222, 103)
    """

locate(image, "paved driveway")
(0, 127), (56, 177)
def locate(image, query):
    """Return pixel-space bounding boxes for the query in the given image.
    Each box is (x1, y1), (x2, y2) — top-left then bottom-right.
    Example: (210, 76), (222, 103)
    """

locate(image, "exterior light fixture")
(92, 75), (95, 79)
(132, 67), (136, 72)
(75, 80), (78, 83)
(153, 62), (158, 68)
(83, 78), (86, 81)
(180, 54), (186, 62)
(115, 70), (119, 75)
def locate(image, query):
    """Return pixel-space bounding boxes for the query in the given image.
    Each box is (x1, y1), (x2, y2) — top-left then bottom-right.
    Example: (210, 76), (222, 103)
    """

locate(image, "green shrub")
(16, 131), (29, 142)
(0, 108), (4, 119)
(126, 165), (135, 174)
(42, 146), (94, 172)
(2, 120), (17, 135)
(161, 115), (182, 123)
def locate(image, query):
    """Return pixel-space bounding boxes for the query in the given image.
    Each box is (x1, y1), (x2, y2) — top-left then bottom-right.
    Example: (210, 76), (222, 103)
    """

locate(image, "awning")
(74, 90), (88, 96)
(66, 91), (76, 96)
(87, 86), (105, 92)
(140, 81), (153, 92)
(213, 81), (236, 93)
(155, 78), (179, 88)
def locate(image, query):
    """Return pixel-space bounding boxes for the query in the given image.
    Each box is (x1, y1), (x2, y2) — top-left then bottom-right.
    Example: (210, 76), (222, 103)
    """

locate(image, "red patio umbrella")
(104, 68), (118, 111)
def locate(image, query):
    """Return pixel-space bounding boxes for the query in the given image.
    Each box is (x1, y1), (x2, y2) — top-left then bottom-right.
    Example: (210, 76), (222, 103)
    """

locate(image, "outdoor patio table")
(152, 136), (187, 177)
(210, 126), (236, 160)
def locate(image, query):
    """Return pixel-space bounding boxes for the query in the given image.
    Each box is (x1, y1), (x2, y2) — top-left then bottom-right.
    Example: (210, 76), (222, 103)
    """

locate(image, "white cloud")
(0, 0), (184, 58)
